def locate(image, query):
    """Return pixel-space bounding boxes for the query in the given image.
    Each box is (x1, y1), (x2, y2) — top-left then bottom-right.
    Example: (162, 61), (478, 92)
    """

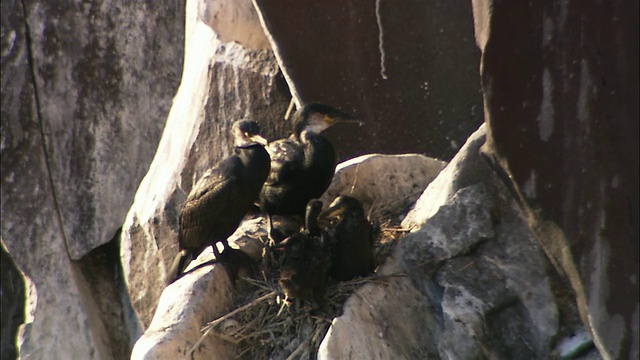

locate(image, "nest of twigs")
(192, 220), (407, 360)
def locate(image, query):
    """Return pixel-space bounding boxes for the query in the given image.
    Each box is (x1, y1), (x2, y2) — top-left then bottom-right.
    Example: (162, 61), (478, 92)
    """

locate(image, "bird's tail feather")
(165, 249), (193, 286)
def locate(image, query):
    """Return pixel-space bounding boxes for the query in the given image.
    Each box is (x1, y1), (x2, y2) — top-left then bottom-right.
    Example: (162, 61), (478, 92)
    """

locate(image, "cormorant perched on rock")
(166, 120), (271, 285)
(276, 199), (331, 305)
(259, 103), (359, 218)
(318, 196), (375, 281)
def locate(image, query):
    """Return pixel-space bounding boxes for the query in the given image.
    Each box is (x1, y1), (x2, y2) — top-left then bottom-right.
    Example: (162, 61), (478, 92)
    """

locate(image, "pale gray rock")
(1, 0), (183, 358)
(130, 216), (267, 359)
(120, 8), (290, 327)
(402, 124), (491, 230)
(4, 0), (184, 260)
(74, 238), (145, 359)
(319, 277), (441, 359)
(199, 0), (269, 50)
(319, 124), (571, 359)
(319, 154), (447, 222)
(131, 260), (236, 360)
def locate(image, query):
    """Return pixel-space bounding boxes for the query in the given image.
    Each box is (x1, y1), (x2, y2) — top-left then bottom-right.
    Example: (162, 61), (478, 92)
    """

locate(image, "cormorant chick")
(276, 200), (331, 305)
(166, 120), (270, 285)
(318, 196), (375, 281)
(259, 103), (359, 217)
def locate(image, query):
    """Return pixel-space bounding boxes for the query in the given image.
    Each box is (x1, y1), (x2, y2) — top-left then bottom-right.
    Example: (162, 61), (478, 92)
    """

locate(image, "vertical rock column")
(473, 1), (639, 358)
(120, 0), (290, 329)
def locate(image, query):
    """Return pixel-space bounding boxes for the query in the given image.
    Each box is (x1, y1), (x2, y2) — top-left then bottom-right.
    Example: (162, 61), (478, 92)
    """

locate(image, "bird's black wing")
(178, 156), (244, 249)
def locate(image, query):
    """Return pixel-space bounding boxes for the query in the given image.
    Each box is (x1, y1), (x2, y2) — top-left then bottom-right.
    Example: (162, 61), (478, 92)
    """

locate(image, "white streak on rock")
(375, 0), (388, 80)
(537, 68), (554, 142)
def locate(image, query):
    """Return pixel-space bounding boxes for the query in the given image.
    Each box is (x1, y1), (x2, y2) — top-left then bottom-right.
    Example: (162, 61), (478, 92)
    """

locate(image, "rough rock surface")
(120, 1), (290, 328)
(1, 0), (183, 358)
(254, 0), (483, 160)
(131, 154), (445, 358)
(473, 1), (639, 358)
(319, 154), (447, 223)
(199, 0), (269, 50)
(3, 0), (184, 260)
(318, 125), (597, 359)
(75, 235), (144, 359)
(131, 261), (237, 360)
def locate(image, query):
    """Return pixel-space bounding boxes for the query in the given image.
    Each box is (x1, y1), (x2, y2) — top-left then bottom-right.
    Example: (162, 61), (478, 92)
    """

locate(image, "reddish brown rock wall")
(475, 1), (638, 358)
(254, 0), (483, 161)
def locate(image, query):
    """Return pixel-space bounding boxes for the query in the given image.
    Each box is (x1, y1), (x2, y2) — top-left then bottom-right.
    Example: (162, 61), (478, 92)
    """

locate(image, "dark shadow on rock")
(74, 229), (142, 359)
(1, 243), (26, 360)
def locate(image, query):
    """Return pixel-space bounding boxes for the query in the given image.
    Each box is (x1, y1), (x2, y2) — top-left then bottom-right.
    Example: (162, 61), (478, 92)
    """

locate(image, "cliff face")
(1, 0), (184, 357)
(2, 0), (636, 358)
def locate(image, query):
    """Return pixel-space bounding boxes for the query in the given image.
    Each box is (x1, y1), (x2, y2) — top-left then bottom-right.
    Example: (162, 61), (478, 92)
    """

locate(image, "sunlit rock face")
(1, 0), (183, 358)
(474, 1), (639, 358)
(199, 0), (269, 50)
(319, 154), (447, 222)
(131, 261), (237, 360)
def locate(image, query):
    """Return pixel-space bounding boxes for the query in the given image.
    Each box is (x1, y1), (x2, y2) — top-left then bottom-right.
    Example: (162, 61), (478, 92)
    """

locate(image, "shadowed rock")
(319, 125), (596, 359)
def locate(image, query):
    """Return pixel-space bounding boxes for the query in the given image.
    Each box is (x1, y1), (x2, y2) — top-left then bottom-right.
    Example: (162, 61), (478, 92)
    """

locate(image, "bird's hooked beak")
(246, 133), (269, 146)
(319, 204), (347, 222)
(323, 114), (364, 127)
(302, 107), (364, 135)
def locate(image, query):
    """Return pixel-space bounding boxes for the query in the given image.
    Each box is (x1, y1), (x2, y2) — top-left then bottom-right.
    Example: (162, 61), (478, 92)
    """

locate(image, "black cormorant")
(166, 120), (271, 285)
(259, 103), (359, 218)
(318, 196), (375, 281)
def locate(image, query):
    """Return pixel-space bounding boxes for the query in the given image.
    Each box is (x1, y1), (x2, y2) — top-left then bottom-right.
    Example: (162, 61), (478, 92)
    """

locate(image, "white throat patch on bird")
(304, 113), (333, 134)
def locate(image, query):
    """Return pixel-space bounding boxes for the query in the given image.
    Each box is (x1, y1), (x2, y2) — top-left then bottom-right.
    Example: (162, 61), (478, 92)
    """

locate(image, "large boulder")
(1, 0), (183, 358)
(319, 154), (447, 222)
(119, 0), (290, 328)
(131, 260), (237, 360)
(319, 125), (597, 359)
